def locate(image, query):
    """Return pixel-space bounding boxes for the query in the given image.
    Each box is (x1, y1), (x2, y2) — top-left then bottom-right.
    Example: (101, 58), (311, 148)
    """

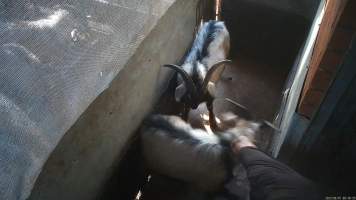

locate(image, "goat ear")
(175, 83), (186, 102)
(163, 64), (199, 105)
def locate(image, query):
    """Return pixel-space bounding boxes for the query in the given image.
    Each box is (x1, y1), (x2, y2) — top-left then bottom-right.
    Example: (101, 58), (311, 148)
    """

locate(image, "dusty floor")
(215, 53), (289, 122)
(218, 0), (309, 121)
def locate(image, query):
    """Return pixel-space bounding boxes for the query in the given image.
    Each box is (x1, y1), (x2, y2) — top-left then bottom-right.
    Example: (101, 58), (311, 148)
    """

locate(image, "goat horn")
(202, 60), (232, 95)
(163, 64), (199, 107)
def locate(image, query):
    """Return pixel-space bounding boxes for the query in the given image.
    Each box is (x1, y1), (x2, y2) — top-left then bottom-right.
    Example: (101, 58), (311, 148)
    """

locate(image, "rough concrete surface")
(29, 0), (199, 199)
(1, 0), (178, 199)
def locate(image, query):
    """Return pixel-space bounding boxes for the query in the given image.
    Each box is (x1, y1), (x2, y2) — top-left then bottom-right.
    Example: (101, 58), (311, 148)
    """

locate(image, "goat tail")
(163, 64), (199, 108)
(202, 60), (232, 95)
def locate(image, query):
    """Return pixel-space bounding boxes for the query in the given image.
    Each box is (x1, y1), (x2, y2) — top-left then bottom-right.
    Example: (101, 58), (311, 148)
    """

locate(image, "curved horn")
(201, 60), (232, 95)
(163, 64), (199, 107)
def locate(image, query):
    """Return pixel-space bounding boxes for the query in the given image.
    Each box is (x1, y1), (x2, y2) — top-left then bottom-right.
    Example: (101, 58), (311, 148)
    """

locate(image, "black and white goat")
(164, 20), (231, 130)
(140, 113), (271, 192)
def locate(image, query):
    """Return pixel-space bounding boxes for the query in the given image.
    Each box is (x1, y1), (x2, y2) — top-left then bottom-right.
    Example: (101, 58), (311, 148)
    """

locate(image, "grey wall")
(1, 0), (178, 199)
(29, 0), (199, 199)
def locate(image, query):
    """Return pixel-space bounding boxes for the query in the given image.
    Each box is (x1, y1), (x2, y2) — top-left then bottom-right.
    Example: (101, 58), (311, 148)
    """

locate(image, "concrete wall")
(29, 0), (199, 199)
(1, 1), (179, 199)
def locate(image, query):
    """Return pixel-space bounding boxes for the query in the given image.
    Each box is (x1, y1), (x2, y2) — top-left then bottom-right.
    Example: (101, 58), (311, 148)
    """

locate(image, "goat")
(140, 113), (276, 192)
(163, 20), (231, 130)
(187, 98), (252, 131)
(141, 114), (229, 192)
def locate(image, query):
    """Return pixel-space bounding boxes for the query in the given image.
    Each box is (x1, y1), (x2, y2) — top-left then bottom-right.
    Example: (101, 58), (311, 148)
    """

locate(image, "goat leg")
(181, 104), (190, 121)
(206, 100), (218, 131)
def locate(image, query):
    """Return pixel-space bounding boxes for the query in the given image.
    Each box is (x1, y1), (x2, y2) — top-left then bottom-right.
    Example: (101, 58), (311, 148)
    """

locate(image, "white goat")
(140, 113), (270, 192)
(164, 20), (231, 130)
